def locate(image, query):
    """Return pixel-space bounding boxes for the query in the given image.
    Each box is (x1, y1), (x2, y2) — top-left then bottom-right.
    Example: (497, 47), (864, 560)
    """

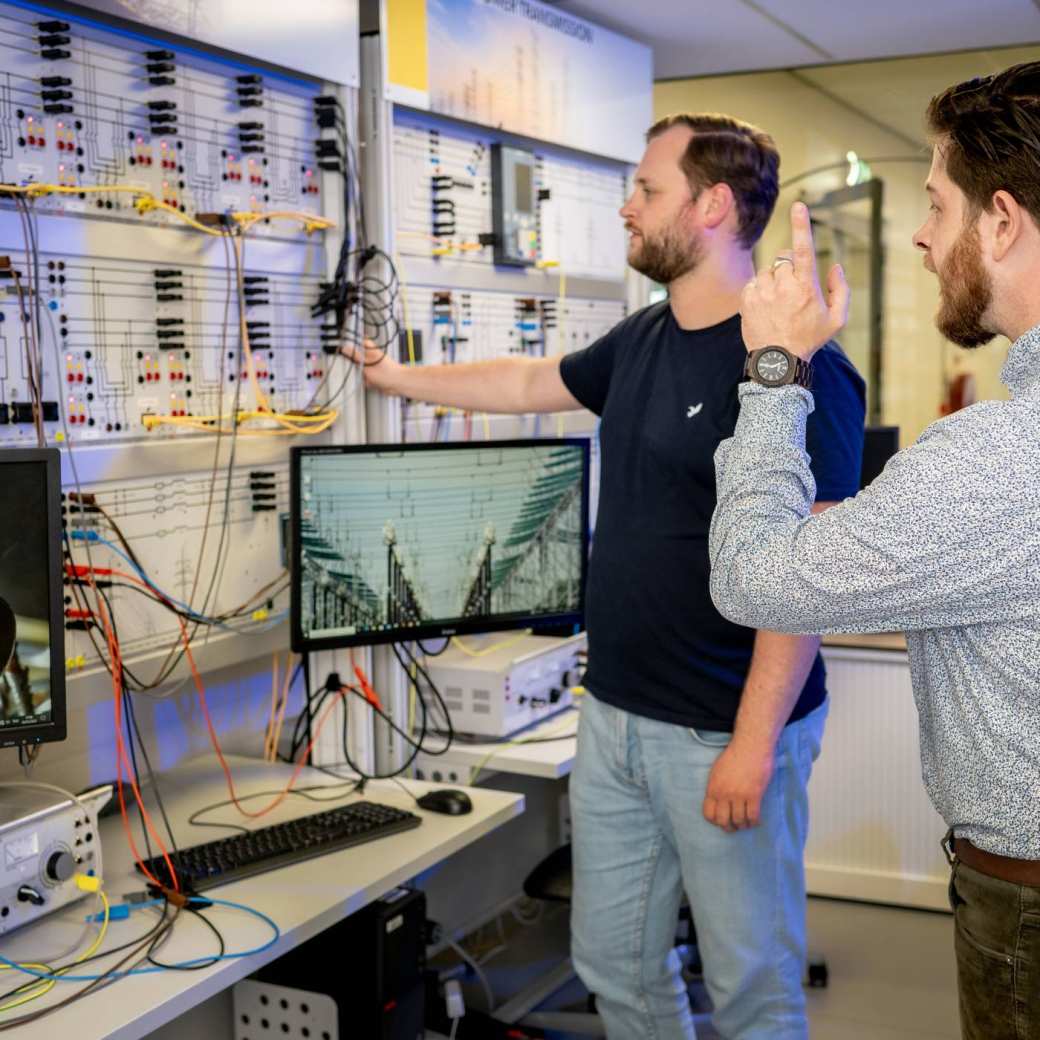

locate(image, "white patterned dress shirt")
(709, 325), (1040, 860)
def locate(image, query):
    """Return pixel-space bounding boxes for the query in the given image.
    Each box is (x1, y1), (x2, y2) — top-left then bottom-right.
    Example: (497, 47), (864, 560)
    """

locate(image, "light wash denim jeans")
(570, 691), (827, 1040)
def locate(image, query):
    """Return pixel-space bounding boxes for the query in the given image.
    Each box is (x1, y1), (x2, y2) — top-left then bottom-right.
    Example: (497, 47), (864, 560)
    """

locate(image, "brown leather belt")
(953, 837), (1040, 887)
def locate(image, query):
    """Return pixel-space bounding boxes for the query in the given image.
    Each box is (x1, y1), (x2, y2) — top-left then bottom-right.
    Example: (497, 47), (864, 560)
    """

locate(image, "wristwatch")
(743, 346), (813, 389)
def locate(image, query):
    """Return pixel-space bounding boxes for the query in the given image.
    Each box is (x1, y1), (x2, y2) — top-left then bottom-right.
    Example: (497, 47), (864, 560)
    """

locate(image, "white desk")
(415, 705), (580, 782)
(1, 755), (524, 1040)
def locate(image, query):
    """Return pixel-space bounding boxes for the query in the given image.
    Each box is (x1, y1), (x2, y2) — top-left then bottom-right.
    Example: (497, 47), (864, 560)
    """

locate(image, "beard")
(936, 222), (995, 349)
(627, 214), (704, 286)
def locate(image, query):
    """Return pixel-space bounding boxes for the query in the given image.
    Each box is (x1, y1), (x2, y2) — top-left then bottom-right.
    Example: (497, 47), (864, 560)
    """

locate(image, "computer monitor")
(0, 448), (66, 750)
(290, 439), (590, 651)
(861, 425), (900, 489)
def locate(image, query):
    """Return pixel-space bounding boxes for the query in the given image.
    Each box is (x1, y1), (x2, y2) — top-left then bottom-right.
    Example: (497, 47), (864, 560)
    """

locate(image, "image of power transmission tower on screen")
(293, 441), (588, 649)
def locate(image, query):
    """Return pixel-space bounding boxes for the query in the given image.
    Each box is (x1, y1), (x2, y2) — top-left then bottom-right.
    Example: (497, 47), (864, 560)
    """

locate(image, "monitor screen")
(861, 425), (900, 489)
(291, 440), (590, 651)
(0, 449), (66, 749)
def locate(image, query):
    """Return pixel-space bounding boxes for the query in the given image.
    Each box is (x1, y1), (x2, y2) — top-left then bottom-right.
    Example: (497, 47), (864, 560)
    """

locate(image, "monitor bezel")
(290, 438), (590, 652)
(0, 447), (67, 750)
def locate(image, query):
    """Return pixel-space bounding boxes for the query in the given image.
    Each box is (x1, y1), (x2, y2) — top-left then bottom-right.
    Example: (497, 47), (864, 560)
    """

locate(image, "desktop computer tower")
(247, 887), (426, 1040)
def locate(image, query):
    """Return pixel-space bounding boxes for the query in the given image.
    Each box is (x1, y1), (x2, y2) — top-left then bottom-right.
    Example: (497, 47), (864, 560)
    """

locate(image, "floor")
(799, 898), (959, 1040)
(436, 895), (961, 1039)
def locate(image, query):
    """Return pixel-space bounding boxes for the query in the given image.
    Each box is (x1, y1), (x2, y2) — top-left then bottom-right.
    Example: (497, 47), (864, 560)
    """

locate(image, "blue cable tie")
(86, 904), (130, 922)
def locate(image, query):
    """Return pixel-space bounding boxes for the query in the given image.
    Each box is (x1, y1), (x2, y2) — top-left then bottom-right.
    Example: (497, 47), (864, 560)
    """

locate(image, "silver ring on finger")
(772, 256), (795, 271)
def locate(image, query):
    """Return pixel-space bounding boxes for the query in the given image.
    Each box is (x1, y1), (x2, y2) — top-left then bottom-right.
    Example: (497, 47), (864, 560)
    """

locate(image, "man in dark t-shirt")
(348, 115), (865, 1039)
(560, 302), (861, 735)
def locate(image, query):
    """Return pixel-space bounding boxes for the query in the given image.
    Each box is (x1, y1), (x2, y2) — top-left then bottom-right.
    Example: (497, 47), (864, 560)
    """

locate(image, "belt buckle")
(941, 828), (956, 868)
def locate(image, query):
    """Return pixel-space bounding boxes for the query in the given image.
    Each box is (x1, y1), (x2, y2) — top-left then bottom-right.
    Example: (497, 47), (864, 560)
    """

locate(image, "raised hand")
(740, 202), (850, 360)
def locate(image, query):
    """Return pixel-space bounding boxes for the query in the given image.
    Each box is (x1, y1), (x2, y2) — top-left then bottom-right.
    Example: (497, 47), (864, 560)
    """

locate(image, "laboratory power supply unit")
(0, 784), (113, 936)
(428, 633), (585, 739)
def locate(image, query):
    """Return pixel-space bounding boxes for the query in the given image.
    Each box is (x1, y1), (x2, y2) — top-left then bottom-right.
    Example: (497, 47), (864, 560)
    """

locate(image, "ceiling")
(551, 0), (1040, 80)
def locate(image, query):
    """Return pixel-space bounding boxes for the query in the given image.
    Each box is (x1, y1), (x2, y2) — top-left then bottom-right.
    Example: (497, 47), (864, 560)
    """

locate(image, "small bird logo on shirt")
(686, 403), (703, 418)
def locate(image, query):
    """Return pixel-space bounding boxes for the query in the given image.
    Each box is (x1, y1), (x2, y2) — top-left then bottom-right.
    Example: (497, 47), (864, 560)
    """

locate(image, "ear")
(697, 182), (736, 232)
(989, 189), (1026, 262)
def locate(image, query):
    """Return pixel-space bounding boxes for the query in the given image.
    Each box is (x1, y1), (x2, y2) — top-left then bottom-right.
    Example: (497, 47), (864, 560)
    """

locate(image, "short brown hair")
(927, 62), (1040, 224)
(646, 113), (779, 249)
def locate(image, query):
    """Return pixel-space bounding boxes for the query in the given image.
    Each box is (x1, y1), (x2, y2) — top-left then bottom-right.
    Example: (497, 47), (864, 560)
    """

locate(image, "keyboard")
(137, 800), (422, 891)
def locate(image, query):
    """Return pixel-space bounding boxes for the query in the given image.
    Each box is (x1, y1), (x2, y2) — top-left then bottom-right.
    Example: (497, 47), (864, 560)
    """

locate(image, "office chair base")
(520, 1010), (606, 1036)
(493, 957), (577, 1023)
(517, 1007), (716, 1037)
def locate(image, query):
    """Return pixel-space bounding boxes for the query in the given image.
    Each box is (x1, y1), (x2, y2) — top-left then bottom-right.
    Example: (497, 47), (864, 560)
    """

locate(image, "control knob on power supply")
(46, 850), (75, 882)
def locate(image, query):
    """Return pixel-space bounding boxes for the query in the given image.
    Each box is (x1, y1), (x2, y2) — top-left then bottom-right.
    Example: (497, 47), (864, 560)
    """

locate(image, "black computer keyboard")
(137, 800), (422, 891)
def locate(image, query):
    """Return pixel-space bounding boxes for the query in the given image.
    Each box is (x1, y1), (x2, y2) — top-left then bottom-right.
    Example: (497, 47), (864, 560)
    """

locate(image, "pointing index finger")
(791, 201), (818, 280)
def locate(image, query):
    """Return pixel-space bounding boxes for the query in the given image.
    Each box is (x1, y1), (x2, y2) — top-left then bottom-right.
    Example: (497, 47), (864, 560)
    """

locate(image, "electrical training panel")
(393, 109), (628, 281)
(397, 286), (625, 440)
(390, 108), (630, 444)
(0, 2), (358, 681)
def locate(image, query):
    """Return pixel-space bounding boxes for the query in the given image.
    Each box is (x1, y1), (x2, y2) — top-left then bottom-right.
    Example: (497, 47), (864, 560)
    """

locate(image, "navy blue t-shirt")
(560, 302), (865, 731)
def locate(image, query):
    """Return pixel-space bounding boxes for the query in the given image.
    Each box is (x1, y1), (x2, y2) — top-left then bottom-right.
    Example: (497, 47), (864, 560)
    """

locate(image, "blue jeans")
(570, 692), (827, 1040)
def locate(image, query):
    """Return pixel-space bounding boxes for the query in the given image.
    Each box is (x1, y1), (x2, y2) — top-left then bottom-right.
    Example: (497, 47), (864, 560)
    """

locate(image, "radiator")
(807, 646), (950, 910)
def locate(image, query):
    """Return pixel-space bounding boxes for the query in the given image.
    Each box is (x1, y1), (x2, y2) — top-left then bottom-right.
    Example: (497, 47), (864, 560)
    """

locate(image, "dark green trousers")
(949, 861), (1040, 1040)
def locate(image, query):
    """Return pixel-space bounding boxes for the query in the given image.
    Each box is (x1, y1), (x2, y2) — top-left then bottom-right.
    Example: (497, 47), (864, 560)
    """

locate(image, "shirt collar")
(1001, 322), (1040, 397)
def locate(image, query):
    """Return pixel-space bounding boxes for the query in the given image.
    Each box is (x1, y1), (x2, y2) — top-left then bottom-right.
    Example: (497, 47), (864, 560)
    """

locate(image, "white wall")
(655, 49), (1040, 446)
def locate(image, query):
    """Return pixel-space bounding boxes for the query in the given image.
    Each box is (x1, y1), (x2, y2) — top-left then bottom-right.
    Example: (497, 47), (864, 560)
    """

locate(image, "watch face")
(755, 348), (790, 384)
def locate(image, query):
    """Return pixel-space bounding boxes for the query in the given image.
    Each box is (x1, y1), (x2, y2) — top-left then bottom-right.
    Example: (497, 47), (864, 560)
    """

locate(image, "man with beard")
(346, 115), (865, 1038)
(709, 64), (1040, 1040)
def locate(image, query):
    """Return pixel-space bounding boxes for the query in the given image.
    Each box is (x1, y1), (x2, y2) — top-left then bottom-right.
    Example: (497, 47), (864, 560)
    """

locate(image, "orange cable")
(178, 621), (358, 818)
(268, 653), (295, 762)
(91, 590), (180, 890)
(264, 652), (280, 761)
(75, 564), (360, 826)
(352, 663), (382, 711)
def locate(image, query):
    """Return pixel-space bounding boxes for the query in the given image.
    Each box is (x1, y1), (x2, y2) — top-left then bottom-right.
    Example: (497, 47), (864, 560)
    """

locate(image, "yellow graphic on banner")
(387, 0), (429, 93)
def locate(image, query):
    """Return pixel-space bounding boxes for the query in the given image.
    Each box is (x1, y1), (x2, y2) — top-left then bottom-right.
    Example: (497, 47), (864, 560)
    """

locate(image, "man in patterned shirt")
(709, 63), (1040, 1039)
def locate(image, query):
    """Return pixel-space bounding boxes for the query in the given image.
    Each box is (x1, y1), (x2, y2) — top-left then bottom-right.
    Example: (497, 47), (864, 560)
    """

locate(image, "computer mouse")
(416, 788), (473, 815)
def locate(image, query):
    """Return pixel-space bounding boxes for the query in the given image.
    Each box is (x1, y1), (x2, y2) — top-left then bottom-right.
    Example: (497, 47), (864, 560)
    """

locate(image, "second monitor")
(291, 439), (590, 651)
(0, 448), (66, 751)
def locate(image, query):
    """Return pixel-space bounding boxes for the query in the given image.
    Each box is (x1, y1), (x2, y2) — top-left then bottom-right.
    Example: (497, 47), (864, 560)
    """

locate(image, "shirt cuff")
(736, 382), (814, 444)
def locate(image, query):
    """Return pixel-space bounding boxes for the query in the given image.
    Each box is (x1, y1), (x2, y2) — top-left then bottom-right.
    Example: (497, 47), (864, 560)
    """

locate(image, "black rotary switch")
(46, 850), (75, 882)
